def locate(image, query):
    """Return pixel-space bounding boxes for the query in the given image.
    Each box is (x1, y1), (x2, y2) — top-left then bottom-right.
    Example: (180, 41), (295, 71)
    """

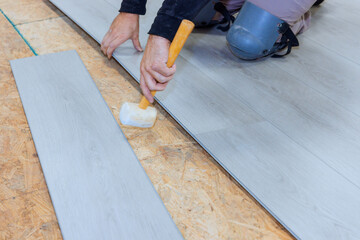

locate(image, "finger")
(140, 74), (154, 103)
(142, 72), (157, 91)
(106, 37), (127, 59)
(101, 31), (112, 55)
(101, 31), (110, 46)
(151, 63), (176, 77)
(101, 44), (108, 56)
(132, 36), (143, 52)
(148, 69), (173, 84)
(101, 40), (107, 56)
(143, 72), (168, 91)
(157, 82), (168, 91)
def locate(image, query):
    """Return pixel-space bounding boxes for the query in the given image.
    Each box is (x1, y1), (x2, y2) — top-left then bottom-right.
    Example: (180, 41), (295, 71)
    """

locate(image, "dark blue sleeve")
(120, 0), (210, 41)
(148, 0), (209, 41)
(119, 0), (147, 15)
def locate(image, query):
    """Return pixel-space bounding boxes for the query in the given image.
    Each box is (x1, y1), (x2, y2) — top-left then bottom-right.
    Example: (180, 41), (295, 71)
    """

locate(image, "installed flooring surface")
(10, 50), (183, 240)
(48, 0), (360, 239)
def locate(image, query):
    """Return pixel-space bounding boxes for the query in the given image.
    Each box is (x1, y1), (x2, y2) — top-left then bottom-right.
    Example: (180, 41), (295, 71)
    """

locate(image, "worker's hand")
(101, 12), (143, 59)
(140, 35), (176, 103)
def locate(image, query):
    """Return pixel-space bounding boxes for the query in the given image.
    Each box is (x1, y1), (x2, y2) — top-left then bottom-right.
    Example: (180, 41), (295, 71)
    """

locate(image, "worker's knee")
(226, 1), (290, 60)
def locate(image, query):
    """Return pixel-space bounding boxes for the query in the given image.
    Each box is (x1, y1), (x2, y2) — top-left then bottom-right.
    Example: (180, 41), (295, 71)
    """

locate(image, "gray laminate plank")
(313, 0), (360, 27)
(48, 0), (360, 239)
(144, 49), (360, 239)
(305, 0), (360, 65)
(271, 38), (360, 116)
(10, 50), (183, 240)
(196, 123), (360, 240)
(179, 27), (360, 187)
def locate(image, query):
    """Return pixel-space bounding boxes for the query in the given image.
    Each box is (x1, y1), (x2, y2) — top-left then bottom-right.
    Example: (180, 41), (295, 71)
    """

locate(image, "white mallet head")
(119, 20), (195, 128)
(119, 102), (157, 128)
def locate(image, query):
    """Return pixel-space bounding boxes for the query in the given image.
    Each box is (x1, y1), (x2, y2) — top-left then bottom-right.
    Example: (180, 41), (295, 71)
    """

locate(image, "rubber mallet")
(119, 19), (195, 128)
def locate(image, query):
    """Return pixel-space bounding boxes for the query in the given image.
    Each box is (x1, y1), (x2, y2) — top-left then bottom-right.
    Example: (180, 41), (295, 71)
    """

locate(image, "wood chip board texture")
(48, 0), (360, 239)
(10, 50), (183, 240)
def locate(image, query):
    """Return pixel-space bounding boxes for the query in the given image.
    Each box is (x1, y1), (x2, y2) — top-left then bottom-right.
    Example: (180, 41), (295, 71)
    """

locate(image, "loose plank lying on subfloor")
(48, 0), (360, 239)
(10, 50), (183, 240)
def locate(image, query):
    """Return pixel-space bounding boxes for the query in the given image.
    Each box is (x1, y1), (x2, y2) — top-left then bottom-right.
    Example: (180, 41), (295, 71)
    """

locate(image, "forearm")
(119, 0), (147, 15)
(148, 0), (209, 41)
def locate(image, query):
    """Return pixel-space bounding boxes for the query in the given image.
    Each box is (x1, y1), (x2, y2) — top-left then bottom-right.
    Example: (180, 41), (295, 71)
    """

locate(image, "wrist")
(119, 12), (139, 20)
(148, 34), (170, 44)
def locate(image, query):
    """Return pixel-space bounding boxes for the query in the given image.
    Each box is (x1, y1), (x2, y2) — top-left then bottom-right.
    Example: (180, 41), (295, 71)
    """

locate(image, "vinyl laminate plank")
(271, 38), (360, 116)
(312, 0), (360, 27)
(305, 0), (360, 65)
(179, 27), (360, 187)
(142, 45), (360, 239)
(48, 0), (360, 239)
(10, 50), (183, 240)
(196, 123), (360, 240)
(188, 28), (360, 118)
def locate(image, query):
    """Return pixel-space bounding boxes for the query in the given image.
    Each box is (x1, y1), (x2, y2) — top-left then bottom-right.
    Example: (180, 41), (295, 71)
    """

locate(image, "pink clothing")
(219, 0), (316, 34)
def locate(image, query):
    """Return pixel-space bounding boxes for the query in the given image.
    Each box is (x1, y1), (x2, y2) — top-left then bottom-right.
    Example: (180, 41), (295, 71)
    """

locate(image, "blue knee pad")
(226, 1), (298, 60)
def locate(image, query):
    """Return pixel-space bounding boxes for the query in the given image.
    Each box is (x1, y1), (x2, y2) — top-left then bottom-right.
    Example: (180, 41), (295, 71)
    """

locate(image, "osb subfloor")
(0, 1), (293, 239)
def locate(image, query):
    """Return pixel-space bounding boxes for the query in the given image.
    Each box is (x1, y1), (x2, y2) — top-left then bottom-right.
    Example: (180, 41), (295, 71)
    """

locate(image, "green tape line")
(0, 8), (38, 56)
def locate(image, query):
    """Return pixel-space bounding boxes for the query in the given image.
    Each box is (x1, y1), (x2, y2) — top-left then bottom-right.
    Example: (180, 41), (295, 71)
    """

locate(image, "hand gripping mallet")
(119, 19), (195, 128)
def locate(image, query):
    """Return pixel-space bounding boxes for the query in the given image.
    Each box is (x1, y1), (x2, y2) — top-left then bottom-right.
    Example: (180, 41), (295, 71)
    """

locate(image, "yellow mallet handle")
(138, 19), (195, 109)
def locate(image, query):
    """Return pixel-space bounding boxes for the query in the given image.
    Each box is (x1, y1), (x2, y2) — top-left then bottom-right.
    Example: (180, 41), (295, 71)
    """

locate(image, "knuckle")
(151, 63), (159, 70)
(147, 80), (155, 88)
(148, 83), (156, 91)
(156, 77), (165, 84)
(109, 43), (117, 49)
(145, 66), (152, 73)
(162, 75), (172, 83)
